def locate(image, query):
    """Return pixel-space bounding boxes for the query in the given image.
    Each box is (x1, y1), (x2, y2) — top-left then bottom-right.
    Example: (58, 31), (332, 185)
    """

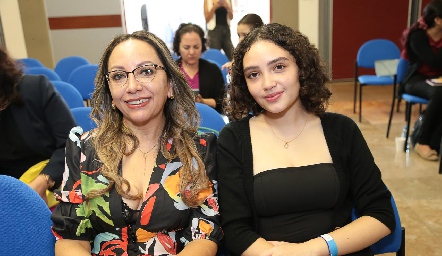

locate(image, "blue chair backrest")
(55, 56), (90, 82)
(357, 39), (400, 69)
(0, 175), (55, 255)
(196, 102), (226, 135)
(71, 107), (96, 132)
(68, 64), (99, 101)
(52, 81), (85, 109)
(396, 58), (409, 84)
(16, 57), (44, 69)
(202, 49), (229, 68)
(351, 195), (402, 254)
(24, 67), (61, 81)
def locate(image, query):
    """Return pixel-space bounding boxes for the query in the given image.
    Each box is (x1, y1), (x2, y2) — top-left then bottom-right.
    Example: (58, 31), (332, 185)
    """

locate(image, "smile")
(126, 98), (149, 105)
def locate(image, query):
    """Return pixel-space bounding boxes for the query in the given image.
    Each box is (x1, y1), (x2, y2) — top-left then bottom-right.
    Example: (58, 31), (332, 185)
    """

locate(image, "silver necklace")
(137, 143), (158, 159)
(264, 115), (309, 149)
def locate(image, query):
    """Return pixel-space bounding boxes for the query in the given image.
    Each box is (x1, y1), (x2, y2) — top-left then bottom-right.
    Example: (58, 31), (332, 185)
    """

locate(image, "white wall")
(45, 0), (123, 64)
(0, 0), (27, 58)
(298, 0), (319, 47)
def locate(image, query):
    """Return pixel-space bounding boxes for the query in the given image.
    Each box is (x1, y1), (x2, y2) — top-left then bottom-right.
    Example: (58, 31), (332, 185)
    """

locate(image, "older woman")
(173, 23), (225, 113)
(51, 31), (222, 256)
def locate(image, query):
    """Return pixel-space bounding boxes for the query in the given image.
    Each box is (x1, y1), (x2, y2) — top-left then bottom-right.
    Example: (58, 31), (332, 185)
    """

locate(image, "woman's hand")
(28, 174), (49, 205)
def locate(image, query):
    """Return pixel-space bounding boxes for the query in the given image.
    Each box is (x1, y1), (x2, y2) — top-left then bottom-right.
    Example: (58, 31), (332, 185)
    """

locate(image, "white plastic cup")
(395, 137), (406, 152)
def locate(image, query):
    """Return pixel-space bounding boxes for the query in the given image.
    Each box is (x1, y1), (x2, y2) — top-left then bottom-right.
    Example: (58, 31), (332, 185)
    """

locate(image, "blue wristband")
(320, 234), (338, 256)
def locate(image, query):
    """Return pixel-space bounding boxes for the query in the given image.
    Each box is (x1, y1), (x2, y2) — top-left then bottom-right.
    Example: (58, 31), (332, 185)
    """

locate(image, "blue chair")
(354, 39), (400, 122)
(16, 57), (44, 69)
(351, 194), (405, 256)
(196, 102), (227, 135)
(71, 107), (96, 132)
(386, 58), (410, 138)
(52, 81), (85, 109)
(24, 66), (61, 81)
(68, 64), (99, 105)
(0, 175), (55, 255)
(202, 48), (229, 69)
(54, 56), (90, 82)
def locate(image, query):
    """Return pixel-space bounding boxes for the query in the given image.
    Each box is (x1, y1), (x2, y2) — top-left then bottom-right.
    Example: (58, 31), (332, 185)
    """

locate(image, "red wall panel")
(332, 0), (409, 79)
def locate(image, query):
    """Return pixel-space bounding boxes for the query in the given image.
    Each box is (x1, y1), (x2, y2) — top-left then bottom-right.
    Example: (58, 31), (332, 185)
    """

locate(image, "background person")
(222, 13), (264, 71)
(217, 23), (395, 256)
(400, 0), (442, 161)
(51, 30), (222, 256)
(0, 47), (76, 208)
(173, 23), (225, 113)
(204, 0), (234, 60)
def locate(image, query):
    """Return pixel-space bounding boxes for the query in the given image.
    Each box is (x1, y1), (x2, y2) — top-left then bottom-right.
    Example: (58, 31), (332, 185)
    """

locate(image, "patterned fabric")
(51, 127), (222, 255)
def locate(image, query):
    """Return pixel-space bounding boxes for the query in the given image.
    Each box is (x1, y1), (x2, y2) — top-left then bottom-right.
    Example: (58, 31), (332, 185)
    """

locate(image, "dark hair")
(0, 48), (23, 105)
(225, 23), (331, 120)
(238, 13), (264, 30)
(401, 0), (442, 47)
(90, 30), (208, 207)
(172, 23), (207, 56)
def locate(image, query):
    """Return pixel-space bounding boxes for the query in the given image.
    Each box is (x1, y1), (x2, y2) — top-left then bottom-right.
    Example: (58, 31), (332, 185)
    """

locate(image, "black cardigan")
(176, 58), (225, 113)
(4, 75), (76, 189)
(217, 112), (395, 256)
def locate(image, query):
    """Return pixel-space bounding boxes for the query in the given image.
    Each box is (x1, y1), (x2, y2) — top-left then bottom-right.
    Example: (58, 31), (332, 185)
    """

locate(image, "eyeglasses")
(106, 64), (165, 87)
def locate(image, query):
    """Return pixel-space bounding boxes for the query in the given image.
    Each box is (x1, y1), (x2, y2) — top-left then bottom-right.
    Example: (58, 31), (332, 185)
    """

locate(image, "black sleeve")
(409, 29), (442, 68)
(217, 123), (260, 255)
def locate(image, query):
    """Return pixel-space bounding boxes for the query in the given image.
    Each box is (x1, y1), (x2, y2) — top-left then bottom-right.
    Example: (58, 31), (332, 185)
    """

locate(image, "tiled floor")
(328, 82), (442, 255)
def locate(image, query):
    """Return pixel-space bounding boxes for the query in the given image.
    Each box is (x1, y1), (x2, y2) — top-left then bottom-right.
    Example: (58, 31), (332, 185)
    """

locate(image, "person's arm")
(223, 0), (233, 20)
(204, 0), (219, 23)
(409, 29), (442, 68)
(218, 122), (268, 255)
(55, 239), (91, 256)
(51, 127), (96, 255)
(179, 134), (223, 256)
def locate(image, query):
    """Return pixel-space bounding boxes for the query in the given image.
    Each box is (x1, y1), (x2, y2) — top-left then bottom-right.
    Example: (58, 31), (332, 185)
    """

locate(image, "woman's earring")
(111, 103), (116, 109)
(170, 93), (174, 99)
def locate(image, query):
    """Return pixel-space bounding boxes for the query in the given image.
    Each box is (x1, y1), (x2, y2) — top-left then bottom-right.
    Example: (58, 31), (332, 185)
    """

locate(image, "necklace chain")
(265, 115), (309, 149)
(137, 143), (158, 159)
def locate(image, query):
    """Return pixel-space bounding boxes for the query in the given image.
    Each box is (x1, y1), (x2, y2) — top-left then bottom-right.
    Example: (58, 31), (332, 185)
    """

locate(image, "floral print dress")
(51, 127), (222, 256)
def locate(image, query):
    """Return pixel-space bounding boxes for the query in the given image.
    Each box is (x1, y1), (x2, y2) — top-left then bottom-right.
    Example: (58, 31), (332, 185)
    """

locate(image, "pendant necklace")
(138, 143), (158, 172)
(265, 115), (309, 149)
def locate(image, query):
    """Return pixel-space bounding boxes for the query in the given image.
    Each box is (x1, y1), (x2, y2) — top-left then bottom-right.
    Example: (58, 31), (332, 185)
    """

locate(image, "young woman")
(51, 30), (222, 255)
(217, 23), (395, 256)
(400, 0), (442, 161)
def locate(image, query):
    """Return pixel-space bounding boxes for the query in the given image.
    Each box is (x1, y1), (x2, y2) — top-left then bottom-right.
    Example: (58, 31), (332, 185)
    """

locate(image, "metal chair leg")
(404, 102), (412, 152)
(359, 84), (362, 122)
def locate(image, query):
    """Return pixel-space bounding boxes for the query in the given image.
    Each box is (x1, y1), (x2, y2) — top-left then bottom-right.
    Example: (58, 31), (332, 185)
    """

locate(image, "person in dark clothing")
(204, 0), (234, 60)
(400, 0), (442, 161)
(173, 23), (225, 113)
(217, 23), (395, 256)
(0, 48), (76, 208)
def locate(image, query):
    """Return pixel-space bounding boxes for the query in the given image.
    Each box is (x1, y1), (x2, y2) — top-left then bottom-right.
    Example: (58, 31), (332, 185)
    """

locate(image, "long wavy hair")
(225, 23), (331, 120)
(0, 48), (24, 106)
(401, 0), (442, 56)
(89, 30), (208, 207)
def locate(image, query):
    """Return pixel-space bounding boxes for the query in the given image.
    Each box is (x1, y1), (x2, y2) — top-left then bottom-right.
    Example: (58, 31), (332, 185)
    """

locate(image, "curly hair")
(172, 23), (207, 57)
(225, 23), (331, 120)
(0, 48), (24, 106)
(89, 30), (209, 208)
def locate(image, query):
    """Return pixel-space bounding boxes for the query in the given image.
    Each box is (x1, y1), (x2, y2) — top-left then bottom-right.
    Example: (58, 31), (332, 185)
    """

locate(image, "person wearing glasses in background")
(0, 47), (76, 209)
(51, 30), (222, 256)
(173, 23), (225, 113)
